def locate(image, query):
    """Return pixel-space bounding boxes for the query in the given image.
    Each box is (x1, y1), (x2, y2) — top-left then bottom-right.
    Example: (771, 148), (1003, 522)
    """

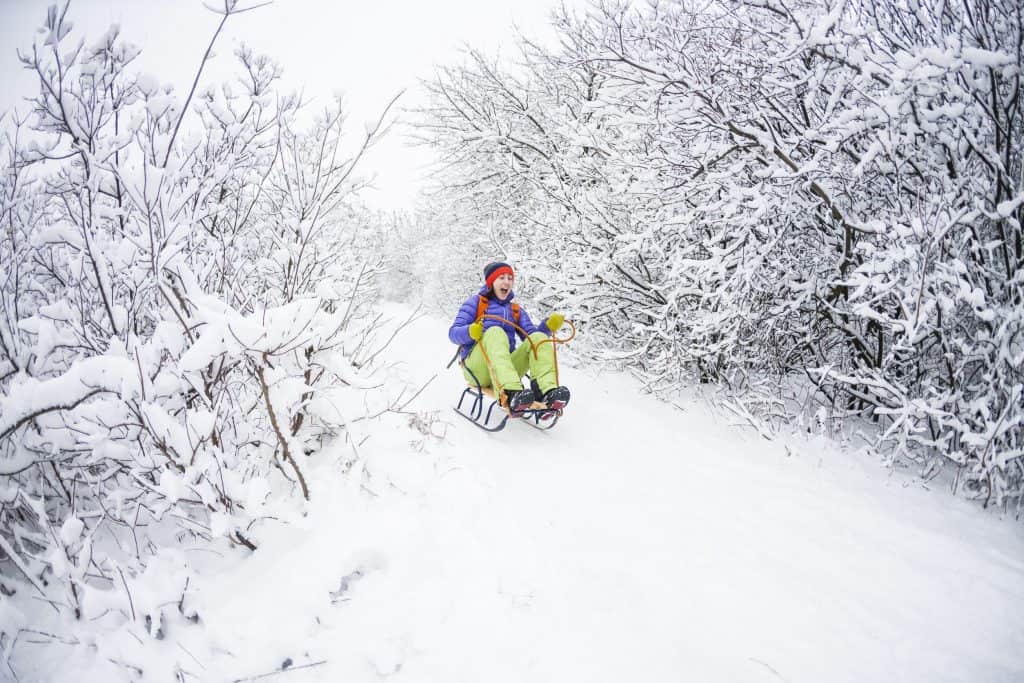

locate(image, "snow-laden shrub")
(0, 2), (396, 658)
(415, 0), (1023, 507)
(382, 201), (512, 318)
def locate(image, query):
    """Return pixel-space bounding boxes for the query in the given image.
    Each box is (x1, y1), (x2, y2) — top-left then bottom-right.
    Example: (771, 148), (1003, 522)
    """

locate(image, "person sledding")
(449, 261), (571, 418)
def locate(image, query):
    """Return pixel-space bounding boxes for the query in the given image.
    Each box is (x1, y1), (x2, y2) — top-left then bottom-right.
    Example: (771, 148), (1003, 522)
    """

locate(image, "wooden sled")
(455, 384), (561, 432)
(451, 317), (576, 433)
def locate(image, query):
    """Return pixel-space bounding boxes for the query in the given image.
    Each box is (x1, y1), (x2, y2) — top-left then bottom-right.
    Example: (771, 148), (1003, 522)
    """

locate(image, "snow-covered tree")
(0, 0), (398, 655)
(416, 0), (1023, 506)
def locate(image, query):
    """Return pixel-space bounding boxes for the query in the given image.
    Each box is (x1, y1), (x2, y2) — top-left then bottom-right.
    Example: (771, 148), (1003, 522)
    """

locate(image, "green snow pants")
(462, 327), (557, 395)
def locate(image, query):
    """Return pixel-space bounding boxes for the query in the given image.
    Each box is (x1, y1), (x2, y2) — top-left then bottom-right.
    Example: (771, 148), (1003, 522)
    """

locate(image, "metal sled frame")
(455, 366), (561, 432)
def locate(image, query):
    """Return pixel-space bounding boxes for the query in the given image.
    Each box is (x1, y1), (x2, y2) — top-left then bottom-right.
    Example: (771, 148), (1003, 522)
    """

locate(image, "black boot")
(504, 388), (535, 415)
(542, 386), (570, 410)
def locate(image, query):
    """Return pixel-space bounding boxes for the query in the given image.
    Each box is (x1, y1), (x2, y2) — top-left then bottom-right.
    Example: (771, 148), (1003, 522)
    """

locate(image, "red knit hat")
(483, 261), (514, 289)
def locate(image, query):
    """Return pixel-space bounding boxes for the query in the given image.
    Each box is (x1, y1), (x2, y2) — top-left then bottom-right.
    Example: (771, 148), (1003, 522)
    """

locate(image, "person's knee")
(483, 326), (507, 341)
(528, 332), (553, 357)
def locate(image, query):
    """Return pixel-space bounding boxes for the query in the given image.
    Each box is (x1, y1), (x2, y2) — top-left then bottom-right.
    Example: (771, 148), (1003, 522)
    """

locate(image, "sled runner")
(451, 315), (575, 433)
(455, 383), (562, 431)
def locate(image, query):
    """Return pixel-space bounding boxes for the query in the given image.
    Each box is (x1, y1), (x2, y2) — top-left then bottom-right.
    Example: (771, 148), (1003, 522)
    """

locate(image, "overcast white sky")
(0, 0), (574, 210)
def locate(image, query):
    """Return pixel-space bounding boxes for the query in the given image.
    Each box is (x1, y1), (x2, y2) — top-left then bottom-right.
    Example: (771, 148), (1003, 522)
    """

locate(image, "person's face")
(492, 272), (514, 299)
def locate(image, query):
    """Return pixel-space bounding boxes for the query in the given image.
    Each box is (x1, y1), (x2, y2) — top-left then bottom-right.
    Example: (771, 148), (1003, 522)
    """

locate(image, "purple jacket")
(449, 286), (551, 358)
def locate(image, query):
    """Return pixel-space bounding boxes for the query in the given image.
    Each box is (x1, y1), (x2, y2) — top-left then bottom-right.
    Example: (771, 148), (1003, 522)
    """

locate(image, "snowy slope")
(19, 304), (1024, 682)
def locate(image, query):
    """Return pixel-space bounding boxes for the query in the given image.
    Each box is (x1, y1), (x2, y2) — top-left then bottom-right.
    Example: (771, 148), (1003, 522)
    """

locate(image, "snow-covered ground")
(17, 304), (1024, 682)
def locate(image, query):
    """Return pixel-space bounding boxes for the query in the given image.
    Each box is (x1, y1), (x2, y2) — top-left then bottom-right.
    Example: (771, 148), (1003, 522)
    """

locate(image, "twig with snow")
(230, 660), (327, 682)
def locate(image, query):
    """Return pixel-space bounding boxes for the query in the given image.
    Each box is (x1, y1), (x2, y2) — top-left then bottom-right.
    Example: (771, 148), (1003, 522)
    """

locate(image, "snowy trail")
(85, 306), (1023, 682)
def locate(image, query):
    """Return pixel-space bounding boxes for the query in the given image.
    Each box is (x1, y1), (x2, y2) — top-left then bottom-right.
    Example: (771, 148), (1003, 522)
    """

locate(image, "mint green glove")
(545, 312), (565, 333)
(468, 322), (483, 341)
